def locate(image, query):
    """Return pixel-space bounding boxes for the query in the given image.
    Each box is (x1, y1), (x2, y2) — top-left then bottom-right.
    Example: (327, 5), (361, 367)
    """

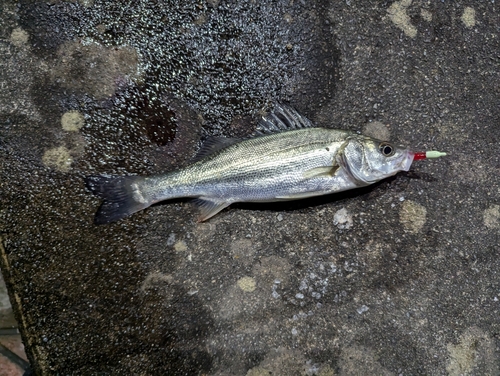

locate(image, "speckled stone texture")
(1, 0), (499, 374)
(0, 271), (26, 375)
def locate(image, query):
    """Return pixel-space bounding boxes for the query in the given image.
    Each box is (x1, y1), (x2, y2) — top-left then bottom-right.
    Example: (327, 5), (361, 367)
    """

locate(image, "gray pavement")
(1, 0), (499, 374)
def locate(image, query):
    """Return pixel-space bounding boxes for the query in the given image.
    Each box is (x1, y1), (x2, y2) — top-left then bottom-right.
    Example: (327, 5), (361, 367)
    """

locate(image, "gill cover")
(339, 136), (413, 184)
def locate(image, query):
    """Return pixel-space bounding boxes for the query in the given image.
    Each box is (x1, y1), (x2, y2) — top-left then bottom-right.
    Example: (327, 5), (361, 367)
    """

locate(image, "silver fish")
(86, 104), (414, 224)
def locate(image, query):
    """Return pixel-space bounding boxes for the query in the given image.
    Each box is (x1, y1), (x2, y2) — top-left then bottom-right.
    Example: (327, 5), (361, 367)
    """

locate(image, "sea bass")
(86, 105), (428, 224)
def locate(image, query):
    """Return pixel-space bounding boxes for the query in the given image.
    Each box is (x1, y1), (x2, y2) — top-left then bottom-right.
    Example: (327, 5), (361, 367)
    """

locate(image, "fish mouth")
(400, 150), (415, 172)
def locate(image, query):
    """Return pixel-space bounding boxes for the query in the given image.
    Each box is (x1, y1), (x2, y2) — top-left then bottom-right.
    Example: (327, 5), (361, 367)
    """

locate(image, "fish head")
(339, 135), (414, 185)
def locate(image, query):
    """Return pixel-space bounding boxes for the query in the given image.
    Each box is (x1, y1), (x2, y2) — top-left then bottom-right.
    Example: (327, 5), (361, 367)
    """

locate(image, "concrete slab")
(1, 0), (499, 374)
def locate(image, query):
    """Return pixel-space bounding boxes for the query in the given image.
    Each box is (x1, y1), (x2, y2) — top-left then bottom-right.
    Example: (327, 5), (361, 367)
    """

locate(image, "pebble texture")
(0, 0), (499, 374)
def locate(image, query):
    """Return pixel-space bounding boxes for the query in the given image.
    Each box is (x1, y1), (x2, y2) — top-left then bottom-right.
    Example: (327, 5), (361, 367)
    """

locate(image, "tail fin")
(85, 175), (151, 224)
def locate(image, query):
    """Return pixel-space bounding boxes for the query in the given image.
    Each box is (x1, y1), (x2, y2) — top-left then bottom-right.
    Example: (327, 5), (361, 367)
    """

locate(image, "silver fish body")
(86, 105), (414, 224)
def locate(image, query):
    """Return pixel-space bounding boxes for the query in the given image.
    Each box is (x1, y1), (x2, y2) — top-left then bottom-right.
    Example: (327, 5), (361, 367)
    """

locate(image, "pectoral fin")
(193, 198), (231, 222)
(302, 165), (340, 179)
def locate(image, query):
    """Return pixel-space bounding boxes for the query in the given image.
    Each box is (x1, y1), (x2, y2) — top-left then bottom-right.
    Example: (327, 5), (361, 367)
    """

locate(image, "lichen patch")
(387, 0), (417, 38)
(420, 9), (432, 22)
(461, 7), (476, 28)
(61, 110), (85, 132)
(51, 41), (140, 99)
(237, 276), (256, 292)
(10, 27), (29, 47)
(174, 240), (188, 252)
(399, 200), (427, 233)
(483, 205), (500, 230)
(42, 146), (73, 172)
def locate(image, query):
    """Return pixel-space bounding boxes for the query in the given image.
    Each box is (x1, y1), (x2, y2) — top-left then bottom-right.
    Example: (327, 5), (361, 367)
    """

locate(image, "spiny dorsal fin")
(192, 136), (241, 162)
(255, 104), (315, 136)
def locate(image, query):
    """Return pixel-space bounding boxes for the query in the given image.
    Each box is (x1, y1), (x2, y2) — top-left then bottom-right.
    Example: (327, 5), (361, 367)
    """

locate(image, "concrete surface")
(0, 270), (27, 376)
(1, 0), (499, 374)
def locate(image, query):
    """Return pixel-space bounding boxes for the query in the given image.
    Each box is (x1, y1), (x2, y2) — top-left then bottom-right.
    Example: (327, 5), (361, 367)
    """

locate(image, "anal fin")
(193, 198), (231, 222)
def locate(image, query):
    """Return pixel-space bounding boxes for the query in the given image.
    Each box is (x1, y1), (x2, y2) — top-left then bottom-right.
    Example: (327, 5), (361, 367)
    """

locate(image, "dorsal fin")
(192, 136), (241, 162)
(255, 104), (315, 136)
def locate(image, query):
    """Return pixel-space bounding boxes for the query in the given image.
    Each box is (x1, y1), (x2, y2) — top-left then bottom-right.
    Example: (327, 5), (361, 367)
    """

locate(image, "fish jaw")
(372, 149), (415, 177)
(400, 149), (415, 172)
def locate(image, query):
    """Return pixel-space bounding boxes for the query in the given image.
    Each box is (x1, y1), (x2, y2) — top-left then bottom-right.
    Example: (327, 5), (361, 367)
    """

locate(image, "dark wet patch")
(113, 85), (178, 147)
(18, 1), (81, 58)
(143, 109), (177, 147)
(54, 0), (339, 132)
(78, 84), (176, 174)
(290, 2), (341, 112)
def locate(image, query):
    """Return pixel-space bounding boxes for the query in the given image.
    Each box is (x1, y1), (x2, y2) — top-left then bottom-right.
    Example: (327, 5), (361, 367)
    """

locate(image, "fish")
(86, 104), (417, 224)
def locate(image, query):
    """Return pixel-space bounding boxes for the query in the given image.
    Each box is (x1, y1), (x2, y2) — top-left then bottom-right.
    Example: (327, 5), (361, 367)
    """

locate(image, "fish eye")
(379, 142), (395, 157)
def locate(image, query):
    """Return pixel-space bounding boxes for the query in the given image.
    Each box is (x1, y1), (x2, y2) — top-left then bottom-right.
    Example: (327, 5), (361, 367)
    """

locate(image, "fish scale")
(149, 130), (345, 200)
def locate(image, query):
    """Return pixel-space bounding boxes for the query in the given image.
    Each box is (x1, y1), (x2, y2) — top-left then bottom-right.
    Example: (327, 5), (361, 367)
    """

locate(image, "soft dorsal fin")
(192, 136), (241, 162)
(255, 104), (315, 136)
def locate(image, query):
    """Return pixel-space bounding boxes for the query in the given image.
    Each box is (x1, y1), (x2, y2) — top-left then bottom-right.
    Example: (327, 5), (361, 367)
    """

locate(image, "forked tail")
(85, 175), (151, 224)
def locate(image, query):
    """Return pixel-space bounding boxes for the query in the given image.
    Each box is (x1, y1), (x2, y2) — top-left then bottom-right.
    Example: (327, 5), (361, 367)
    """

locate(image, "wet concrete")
(1, 0), (499, 374)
